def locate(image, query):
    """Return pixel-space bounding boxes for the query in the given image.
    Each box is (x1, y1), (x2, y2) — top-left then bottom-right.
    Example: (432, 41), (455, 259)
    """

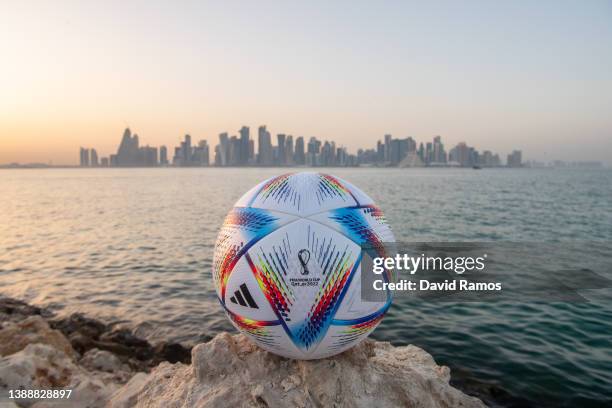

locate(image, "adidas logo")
(229, 284), (259, 309)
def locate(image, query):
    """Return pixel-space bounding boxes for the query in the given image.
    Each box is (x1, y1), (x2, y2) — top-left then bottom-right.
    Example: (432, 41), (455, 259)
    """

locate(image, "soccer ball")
(212, 172), (394, 359)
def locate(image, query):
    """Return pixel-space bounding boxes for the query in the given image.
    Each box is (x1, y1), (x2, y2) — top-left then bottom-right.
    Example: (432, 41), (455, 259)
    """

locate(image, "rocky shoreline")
(0, 297), (504, 407)
(1, 297), (193, 372)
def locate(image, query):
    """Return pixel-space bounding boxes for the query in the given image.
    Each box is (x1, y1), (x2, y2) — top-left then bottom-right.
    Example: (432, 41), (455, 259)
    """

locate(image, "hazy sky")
(1, 1), (611, 164)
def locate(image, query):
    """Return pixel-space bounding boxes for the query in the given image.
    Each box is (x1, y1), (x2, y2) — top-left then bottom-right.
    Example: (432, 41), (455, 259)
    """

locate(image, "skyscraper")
(377, 140), (384, 162)
(79, 148), (89, 167)
(507, 150), (522, 167)
(258, 126), (273, 165)
(294, 137), (305, 165)
(90, 149), (99, 167)
(285, 135), (294, 165)
(277, 134), (286, 165)
(141, 146), (158, 166)
(159, 146), (168, 166)
(193, 140), (209, 166)
(172, 134), (193, 166)
(115, 128), (142, 166)
(181, 134), (192, 164)
(239, 126), (250, 165)
(384, 134), (392, 162)
(306, 137), (321, 166)
(432, 136), (447, 164)
(229, 135), (240, 165)
(449, 142), (470, 166)
(425, 142), (433, 164)
(217, 133), (229, 166)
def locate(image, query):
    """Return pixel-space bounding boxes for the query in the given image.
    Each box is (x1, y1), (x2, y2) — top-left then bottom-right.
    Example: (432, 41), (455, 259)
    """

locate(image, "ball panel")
(307, 205), (395, 247)
(223, 257), (278, 322)
(334, 176), (376, 206)
(227, 322), (305, 359)
(313, 316), (384, 359)
(212, 207), (298, 299)
(245, 219), (362, 357)
(241, 173), (360, 216)
(233, 178), (269, 208)
(332, 265), (390, 320)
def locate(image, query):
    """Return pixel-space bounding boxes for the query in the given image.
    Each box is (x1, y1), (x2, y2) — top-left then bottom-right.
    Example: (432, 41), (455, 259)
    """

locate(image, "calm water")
(1, 168), (611, 406)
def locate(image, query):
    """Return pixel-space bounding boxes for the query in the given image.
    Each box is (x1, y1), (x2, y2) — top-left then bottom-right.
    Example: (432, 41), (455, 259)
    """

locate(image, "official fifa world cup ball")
(212, 172), (394, 359)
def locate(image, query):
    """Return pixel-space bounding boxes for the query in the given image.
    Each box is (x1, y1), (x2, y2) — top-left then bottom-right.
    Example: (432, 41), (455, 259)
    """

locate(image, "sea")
(1, 167), (611, 407)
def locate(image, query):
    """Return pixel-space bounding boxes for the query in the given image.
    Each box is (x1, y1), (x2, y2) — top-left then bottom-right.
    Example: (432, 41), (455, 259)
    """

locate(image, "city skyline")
(77, 125), (524, 169)
(2, 2), (611, 164)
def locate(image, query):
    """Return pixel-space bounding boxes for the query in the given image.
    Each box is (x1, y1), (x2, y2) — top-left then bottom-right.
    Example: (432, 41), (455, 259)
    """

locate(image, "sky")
(1, 0), (611, 165)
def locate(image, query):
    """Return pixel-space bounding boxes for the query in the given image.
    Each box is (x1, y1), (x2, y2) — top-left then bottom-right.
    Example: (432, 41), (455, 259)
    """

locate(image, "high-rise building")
(109, 128), (159, 167)
(481, 150), (494, 167)
(173, 134), (193, 166)
(79, 148), (90, 167)
(277, 134), (286, 165)
(294, 137), (305, 165)
(432, 136), (446, 164)
(376, 140), (384, 163)
(248, 140), (255, 163)
(115, 128), (141, 166)
(425, 142), (433, 164)
(306, 137), (321, 166)
(90, 149), (99, 167)
(384, 134), (392, 162)
(320, 141), (333, 166)
(449, 142), (470, 166)
(258, 126), (273, 165)
(285, 135), (294, 165)
(507, 150), (522, 167)
(159, 146), (168, 166)
(181, 135), (192, 164)
(239, 126), (250, 165)
(141, 146), (158, 166)
(193, 140), (209, 166)
(417, 143), (425, 163)
(229, 135), (240, 165)
(217, 133), (229, 166)
(387, 139), (402, 166)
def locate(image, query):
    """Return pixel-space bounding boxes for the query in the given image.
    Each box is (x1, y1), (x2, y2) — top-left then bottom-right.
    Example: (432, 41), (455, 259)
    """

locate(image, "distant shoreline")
(1, 165), (606, 170)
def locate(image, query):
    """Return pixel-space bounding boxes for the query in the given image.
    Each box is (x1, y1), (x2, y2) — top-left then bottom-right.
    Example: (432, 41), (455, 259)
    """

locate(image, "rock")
(67, 331), (96, 355)
(0, 344), (119, 408)
(105, 372), (149, 408)
(0, 297), (52, 323)
(50, 313), (108, 341)
(108, 333), (486, 408)
(0, 316), (75, 358)
(153, 342), (192, 364)
(0, 297), (192, 373)
(100, 329), (151, 350)
(80, 348), (124, 373)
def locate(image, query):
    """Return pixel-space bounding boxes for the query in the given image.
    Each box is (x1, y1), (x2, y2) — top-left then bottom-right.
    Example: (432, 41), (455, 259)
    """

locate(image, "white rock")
(109, 333), (486, 408)
(80, 348), (123, 373)
(0, 316), (75, 358)
(105, 372), (152, 408)
(0, 344), (119, 408)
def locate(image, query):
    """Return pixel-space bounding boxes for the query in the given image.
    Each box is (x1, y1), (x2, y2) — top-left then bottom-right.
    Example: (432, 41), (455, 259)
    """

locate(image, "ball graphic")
(213, 172), (395, 359)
